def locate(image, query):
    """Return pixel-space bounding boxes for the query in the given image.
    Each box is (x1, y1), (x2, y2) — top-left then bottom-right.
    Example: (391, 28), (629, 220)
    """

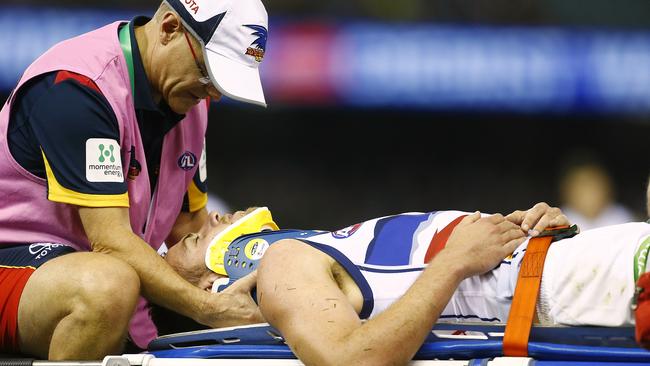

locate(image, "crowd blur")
(2, 0), (650, 230)
(2, 0), (650, 27)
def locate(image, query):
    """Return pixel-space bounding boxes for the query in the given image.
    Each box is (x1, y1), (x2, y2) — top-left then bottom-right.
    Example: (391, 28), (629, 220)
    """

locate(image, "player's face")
(155, 15), (222, 114)
(165, 210), (252, 291)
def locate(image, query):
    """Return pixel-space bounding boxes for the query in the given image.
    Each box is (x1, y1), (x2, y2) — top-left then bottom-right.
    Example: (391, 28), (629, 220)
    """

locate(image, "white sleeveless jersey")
(301, 211), (650, 326)
(300, 210), (521, 321)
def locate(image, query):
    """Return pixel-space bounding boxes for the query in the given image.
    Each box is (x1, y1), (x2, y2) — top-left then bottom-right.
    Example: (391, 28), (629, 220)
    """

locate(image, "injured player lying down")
(164, 203), (650, 366)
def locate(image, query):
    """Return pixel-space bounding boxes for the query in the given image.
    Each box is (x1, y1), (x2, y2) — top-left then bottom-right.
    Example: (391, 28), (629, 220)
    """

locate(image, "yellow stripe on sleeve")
(42, 151), (129, 208)
(0, 264), (36, 270)
(187, 179), (208, 212)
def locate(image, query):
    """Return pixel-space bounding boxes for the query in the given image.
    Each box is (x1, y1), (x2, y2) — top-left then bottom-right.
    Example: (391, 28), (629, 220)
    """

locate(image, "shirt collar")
(128, 17), (184, 129)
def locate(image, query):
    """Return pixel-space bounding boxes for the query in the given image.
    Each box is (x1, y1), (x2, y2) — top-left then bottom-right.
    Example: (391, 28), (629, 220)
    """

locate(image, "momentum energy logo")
(86, 138), (124, 182)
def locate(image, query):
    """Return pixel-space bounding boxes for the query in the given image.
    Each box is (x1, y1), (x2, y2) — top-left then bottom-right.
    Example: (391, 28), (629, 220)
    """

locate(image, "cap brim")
(205, 50), (267, 107)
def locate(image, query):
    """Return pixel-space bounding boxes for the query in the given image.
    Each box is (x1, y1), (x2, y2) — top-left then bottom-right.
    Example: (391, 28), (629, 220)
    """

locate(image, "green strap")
(634, 236), (650, 282)
(118, 23), (135, 95)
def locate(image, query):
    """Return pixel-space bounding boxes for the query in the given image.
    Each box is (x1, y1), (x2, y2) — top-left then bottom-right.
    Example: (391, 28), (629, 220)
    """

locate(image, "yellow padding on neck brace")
(205, 207), (279, 275)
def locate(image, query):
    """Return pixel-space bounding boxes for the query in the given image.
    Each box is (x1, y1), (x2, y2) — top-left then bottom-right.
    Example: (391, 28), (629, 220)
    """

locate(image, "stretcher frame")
(145, 322), (650, 365)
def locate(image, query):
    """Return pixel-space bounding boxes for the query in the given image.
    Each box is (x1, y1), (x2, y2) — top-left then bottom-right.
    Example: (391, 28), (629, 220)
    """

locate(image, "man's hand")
(442, 212), (526, 278)
(198, 272), (264, 328)
(506, 202), (569, 236)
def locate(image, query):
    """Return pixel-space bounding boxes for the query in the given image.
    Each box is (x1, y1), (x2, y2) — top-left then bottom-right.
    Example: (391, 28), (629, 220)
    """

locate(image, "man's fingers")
(501, 226), (526, 243)
(530, 207), (564, 235)
(531, 217), (551, 235)
(497, 219), (522, 233)
(460, 211), (482, 225)
(520, 202), (549, 232)
(548, 213), (570, 228)
(225, 271), (258, 293)
(505, 210), (525, 225)
(503, 236), (527, 255)
(485, 213), (505, 224)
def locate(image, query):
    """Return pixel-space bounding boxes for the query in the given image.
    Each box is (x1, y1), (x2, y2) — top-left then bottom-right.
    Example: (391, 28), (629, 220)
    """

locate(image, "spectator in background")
(559, 153), (634, 230)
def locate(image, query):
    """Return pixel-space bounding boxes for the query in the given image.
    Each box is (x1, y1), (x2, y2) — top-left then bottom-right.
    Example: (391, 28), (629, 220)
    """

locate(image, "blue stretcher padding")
(534, 363), (650, 366)
(148, 323), (650, 362)
(151, 345), (296, 359)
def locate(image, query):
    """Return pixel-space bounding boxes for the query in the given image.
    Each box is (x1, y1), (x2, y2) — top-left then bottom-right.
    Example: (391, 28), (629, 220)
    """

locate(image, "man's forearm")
(83, 220), (209, 321)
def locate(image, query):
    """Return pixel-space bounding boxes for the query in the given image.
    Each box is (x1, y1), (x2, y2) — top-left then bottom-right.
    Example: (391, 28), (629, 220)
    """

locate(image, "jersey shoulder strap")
(215, 229), (322, 292)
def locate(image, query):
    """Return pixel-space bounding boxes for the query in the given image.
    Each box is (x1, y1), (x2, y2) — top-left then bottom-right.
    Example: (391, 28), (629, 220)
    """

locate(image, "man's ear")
(159, 12), (183, 45)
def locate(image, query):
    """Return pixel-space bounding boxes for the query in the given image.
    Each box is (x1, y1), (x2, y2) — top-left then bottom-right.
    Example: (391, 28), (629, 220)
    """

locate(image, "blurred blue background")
(1, 1), (649, 228)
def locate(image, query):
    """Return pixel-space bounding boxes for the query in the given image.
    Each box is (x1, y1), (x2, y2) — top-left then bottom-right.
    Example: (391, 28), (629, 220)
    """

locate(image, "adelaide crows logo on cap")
(244, 25), (267, 62)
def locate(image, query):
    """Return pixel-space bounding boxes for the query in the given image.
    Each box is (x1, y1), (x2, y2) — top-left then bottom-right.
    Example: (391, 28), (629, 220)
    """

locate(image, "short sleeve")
(29, 72), (129, 207)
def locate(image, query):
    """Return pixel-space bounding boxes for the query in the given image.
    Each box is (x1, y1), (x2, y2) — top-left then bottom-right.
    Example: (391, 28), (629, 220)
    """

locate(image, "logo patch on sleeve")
(178, 151), (197, 171)
(85, 138), (124, 182)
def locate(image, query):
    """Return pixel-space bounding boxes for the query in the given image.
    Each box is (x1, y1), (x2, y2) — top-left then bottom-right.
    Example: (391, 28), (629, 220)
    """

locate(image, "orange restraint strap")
(503, 224), (578, 357)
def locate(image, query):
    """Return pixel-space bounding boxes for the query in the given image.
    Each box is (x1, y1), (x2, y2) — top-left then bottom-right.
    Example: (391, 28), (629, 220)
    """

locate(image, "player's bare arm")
(257, 212), (525, 366)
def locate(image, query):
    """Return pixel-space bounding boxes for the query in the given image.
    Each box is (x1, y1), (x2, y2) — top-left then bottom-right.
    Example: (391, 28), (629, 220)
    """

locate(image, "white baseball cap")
(164, 0), (268, 107)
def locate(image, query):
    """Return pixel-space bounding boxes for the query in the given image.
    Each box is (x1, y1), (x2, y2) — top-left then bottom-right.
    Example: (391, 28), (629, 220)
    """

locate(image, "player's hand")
(443, 212), (526, 278)
(197, 271), (264, 328)
(506, 202), (569, 236)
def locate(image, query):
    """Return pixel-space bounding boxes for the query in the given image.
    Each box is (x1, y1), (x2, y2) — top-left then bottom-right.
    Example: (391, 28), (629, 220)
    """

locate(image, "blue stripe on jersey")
(300, 239), (375, 319)
(357, 265), (425, 274)
(439, 314), (501, 322)
(365, 214), (430, 266)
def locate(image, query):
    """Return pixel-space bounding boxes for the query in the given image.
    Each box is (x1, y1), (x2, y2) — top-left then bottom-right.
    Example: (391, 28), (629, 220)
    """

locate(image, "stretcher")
(143, 322), (650, 365)
(5, 322), (647, 366)
(5, 321), (648, 366)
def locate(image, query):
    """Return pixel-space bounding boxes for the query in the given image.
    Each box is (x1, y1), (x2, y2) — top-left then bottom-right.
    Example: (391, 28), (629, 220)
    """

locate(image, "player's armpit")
(257, 239), (364, 366)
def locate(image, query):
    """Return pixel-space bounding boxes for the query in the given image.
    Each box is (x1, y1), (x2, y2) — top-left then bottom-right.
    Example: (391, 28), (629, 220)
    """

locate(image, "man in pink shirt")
(0, 0), (268, 359)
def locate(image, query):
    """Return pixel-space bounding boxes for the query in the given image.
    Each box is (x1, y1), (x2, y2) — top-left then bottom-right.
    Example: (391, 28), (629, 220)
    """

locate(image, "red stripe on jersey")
(0, 267), (35, 352)
(54, 71), (102, 94)
(424, 215), (467, 263)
